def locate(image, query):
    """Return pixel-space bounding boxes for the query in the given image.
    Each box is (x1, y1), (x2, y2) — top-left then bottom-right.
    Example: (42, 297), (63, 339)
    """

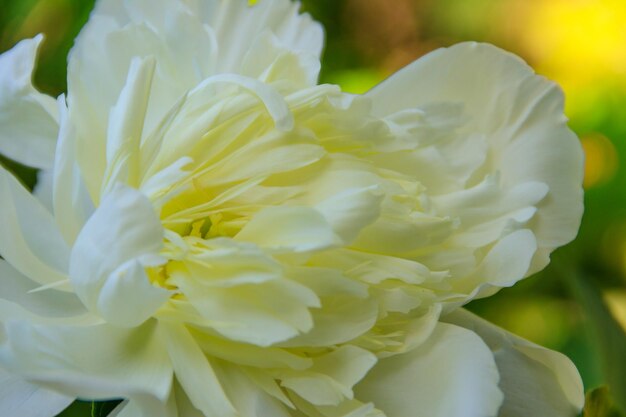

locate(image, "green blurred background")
(1, 0), (625, 416)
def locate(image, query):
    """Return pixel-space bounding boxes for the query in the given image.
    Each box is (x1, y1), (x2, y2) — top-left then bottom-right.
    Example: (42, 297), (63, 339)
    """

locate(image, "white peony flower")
(0, 0), (584, 416)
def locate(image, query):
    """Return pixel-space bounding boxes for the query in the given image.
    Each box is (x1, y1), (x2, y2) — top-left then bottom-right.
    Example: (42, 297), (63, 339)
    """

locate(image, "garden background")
(1, 0), (625, 416)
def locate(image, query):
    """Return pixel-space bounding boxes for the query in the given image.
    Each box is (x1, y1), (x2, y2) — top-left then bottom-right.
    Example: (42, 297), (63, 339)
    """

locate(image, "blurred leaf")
(584, 386), (622, 417)
(325, 68), (383, 94)
(558, 256), (626, 415)
(0, 155), (37, 190)
(56, 400), (121, 417)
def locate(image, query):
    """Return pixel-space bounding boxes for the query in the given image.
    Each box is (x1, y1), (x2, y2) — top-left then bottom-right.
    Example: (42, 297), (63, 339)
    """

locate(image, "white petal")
(0, 260), (85, 318)
(197, 0), (324, 73)
(0, 367), (74, 417)
(0, 35), (58, 169)
(68, 0), (322, 197)
(52, 94), (94, 244)
(214, 363), (293, 417)
(444, 309), (584, 417)
(158, 322), (237, 417)
(101, 56), (156, 195)
(315, 186), (383, 244)
(172, 268), (319, 346)
(241, 31), (321, 88)
(449, 229), (537, 299)
(190, 73), (294, 130)
(97, 259), (171, 328)
(33, 168), (54, 212)
(355, 322), (503, 417)
(0, 165), (70, 287)
(280, 345), (377, 406)
(69, 184), (167, 324)
(0, 320), (173, 412)
(235, 206), (341, 252)
(367, 42), (583, 274)
(280, 267), (378, 347)
(109, 400), (138, 417)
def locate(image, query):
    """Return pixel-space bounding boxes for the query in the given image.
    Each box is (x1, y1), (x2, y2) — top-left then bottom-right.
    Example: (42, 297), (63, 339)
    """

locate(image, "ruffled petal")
(69, 184), (170, 326)
(444, 309), (584, 417)
(367, 43), (583, 278)
(0, 165), (70, 287)
(158, 322), (237, 417)
(355, 322), (503, 417)
(197, 0), (323, 72)
(167, 239), (319, 346)
(0, 367), (74, 417)
(235, 206), (341, 252)
(0, 35), (58, 169)
(101, 56), (156, 195)
(279, 345), (377, 407)
(68, 0), (322, 198)
(0, 320), (173, 415)
(0, 260), (85, 318)
(214, 363), (293, 417)
(52, 94), (94, 245)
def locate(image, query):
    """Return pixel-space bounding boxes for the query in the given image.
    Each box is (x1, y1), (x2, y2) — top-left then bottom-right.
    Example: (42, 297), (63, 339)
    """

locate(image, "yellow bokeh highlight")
(604, 291), (626, 332)
(521, 0), (626, 90)
(581, 133), (618, 188)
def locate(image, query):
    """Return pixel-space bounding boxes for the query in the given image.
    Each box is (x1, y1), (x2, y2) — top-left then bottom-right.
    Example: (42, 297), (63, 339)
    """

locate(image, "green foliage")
(584, 386), (623, 417)
(558, 256), (626, 416)
(55, 400), (120, 417)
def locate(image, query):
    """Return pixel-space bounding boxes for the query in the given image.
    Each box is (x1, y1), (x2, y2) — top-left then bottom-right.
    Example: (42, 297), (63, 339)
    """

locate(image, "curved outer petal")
(0, 165), (71, 287)
(52, 94), (94, 245)
(158, 322), (237, 417)
(355, 322), (503, 417)
(0, 260), (86, 319)
(69, 184), (170, 326)
(0, 367), (74, 417)
(443, 309), (584, 417)
(213, 363), (292, 417)
(367, 42), (584, 276)
(0, 35), (58, 169)
(0, 320), (173, 417)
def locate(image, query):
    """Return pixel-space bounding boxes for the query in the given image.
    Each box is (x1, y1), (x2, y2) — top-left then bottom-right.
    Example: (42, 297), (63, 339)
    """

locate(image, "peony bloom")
(0, 1), (584, 416)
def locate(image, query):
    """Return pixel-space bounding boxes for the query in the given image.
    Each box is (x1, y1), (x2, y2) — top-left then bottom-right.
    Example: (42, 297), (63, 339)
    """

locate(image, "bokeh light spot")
(581, 133), (618, 188)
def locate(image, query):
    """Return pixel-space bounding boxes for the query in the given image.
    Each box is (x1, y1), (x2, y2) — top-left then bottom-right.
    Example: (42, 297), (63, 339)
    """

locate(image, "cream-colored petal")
(158, 322), (237, 417)
(280, 267), (378, 347)
(69, 184), (167, 324)
(0, 35), (58, 169)
(235, 206), (341, 253)
(315, 186), (383, 244)
(241, 31), (321, 88)
(68, 0), (322, 199)
(0, 320), (173, 415)
(0, 165), (70, 287)
(33, 168), (54, 212)
(0, 367), (74, 417)
(97, 259), (171, 328)
(194, 0), (324, 73)
(172, 267), (319, 346)
(52, 94), (94, 245)
(0, 260), (85, 318)
(447, 229), (537, 300)
(355, 322), (503, 417)
(444, 309), (584, 417)
(279, 345), (377, 406)
(214, 362), (293, 417)
(192, 330), (312, 370)
(367, 42), (583, 275)
(101, 56), (156, 195)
